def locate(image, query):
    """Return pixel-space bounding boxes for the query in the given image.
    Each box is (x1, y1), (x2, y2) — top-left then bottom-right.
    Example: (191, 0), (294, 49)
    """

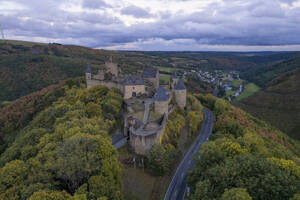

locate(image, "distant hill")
(1, 40), (298, 102)
(235, 67), (300, 140)
(240, 55), (300, 87)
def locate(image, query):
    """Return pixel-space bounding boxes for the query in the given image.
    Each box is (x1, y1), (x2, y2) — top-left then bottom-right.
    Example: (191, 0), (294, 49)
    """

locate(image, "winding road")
(164, 108), (214, 200)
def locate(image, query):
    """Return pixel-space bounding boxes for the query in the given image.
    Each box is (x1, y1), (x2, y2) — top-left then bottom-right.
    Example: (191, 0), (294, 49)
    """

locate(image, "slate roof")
(86, 64), (92, 73)
(123, 75), (145, 86)
(143, 68), (158, 78)
(171, 72), (178, 79)
(175, 79), (186, 90)
(154, 86), (169, 101)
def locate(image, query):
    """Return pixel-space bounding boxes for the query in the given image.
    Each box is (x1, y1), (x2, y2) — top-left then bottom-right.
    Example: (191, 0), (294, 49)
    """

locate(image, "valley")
(0, 40), (299, 200)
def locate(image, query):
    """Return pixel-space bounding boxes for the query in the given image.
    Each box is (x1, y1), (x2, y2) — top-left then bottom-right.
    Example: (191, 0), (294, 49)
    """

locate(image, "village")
(190, 68), (245, 101)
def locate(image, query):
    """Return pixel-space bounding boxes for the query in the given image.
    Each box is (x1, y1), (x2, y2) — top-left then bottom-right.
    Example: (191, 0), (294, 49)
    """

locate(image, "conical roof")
(86, 64), (92, 73)
(154, 86), (169, 101)
(175, 79), (186, 90)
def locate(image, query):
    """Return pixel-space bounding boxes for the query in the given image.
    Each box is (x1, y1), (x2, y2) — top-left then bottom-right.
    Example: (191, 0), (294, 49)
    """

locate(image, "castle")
(85, 58), (186, 155)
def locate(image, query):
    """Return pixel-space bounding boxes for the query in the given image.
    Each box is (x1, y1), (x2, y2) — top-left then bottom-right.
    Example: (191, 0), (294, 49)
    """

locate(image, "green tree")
(221, 188), (252, 200)
(28, 190), (72, 200)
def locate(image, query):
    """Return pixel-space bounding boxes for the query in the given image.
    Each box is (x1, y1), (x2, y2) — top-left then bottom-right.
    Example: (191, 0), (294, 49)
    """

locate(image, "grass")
(132, 111), (144, 121)
(231, 79), (244, 88)
(235, 83), (260, 101)
(149, 111), (162, 121)
(225, 90), (235, 98)
(156, 67), (180, 73)
(118, 145), (172, 200)
(160, 74), (170, 84)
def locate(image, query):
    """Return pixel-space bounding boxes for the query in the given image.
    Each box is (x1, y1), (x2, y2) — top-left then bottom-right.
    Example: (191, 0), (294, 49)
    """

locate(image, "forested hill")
(240, 55), (300, 87)
(0, 79), (123, 199)
(0, 78), (299, 199)
(236, 60), (300, 140)
(188, 94), (300, 200)
(1, 40), (298, 102)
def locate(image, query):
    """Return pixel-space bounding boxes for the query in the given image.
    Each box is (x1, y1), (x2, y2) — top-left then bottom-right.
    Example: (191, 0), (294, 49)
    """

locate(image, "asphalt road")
(164, 108), (214, 200)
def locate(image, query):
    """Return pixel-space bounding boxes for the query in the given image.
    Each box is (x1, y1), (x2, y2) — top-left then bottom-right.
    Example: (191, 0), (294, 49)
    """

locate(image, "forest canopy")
(187, 96), (300, 200)
(0, 80), (123, 200)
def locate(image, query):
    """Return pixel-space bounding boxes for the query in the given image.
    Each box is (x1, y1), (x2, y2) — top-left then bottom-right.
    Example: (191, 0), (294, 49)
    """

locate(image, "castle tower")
(170, 72), (179, 90)
(174, 79), (186, 108)
(85, 64), (92, 88)
(105, 56), (118, 77)
(143, 67), (159, 89)
(86, 64), (92, 80)
(154, 86), (169, 114)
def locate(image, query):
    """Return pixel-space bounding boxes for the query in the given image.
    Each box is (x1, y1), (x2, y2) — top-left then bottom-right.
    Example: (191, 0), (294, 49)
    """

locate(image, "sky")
(1, 0), (300, 51)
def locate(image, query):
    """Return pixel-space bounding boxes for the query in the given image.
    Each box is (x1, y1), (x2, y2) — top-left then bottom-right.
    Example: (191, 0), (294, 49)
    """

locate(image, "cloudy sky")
(1, 0), (300, 51)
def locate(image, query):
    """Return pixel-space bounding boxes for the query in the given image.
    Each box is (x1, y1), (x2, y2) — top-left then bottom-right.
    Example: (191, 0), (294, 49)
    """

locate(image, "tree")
(28, 190), (72, 200)
(221, 188), (252, 200)
(85, 102), (102, 118)
(146, 144), (176, 175)
(51, 134), (106, 193)
(0, 160), (27, 192)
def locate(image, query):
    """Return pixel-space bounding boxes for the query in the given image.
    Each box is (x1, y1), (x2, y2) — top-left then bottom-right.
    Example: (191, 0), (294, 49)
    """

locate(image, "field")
(236, 83), (260, 101)
(159, 74), (170, 84)
(230, 79), (244, 88)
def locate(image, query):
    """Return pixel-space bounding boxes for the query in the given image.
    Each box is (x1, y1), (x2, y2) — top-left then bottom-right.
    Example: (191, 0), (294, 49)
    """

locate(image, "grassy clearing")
(149, 111), (162, 121)
(225, 90), (235, 98)
(236, 83), (260, 101)
(156, 67), (181, 73)
(231, 79), (244, 88)
(160, 74), (170, 84)
(132, 111), (144, 121)
(118, 145), (172, 200)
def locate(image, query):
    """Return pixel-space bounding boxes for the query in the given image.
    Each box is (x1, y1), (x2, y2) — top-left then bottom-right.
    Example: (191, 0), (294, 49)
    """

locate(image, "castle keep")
(85, 58), (186, 155)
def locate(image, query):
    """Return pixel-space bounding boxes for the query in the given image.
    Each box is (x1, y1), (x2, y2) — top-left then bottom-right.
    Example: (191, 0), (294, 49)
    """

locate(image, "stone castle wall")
(86, 79), (123, 92)
(129, 114), (167, 155)
(174, 89), (186, 108)
(155, 100), (169, 114)
(105, 62), (118, 77)
(144, 76), (159, 89)
(124, 85), (146, 99)
(170, 78), (179, 89)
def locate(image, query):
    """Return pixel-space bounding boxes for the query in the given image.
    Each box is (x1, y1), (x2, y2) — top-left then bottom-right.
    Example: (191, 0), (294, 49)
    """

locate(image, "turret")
(154, 86), (169, 114)
(85, 64), (92, 80)
(174, 78), (186, 108)
(170, 72), (179, 89)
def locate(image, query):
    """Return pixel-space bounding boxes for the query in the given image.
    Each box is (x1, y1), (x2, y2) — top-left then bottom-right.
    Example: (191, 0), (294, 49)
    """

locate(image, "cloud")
(0, 0), (300, 51)
(82, 0), (111, 9)
(121, 5), (152, 18)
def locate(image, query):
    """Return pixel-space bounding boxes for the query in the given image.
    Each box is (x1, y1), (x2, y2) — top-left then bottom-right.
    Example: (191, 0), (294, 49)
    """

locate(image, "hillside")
(1, 40), (298, 102)
(235, 67), (300, 140)
(188, 95), (300, 200)
(240, 54), (300, 87)
(0, 80), (123, 199)
(0, 77), (299, 199)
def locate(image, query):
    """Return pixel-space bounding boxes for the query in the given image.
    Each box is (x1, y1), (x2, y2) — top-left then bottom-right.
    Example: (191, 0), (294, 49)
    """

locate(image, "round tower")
(154, 86), (169, 114)
(85, 64), (92, 80)
(174, 79), (186, 108)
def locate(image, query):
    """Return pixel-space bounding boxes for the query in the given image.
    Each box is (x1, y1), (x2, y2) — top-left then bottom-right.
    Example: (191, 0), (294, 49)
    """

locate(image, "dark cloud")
(82, 0), (111, 9)
(1, 0), (300, 50)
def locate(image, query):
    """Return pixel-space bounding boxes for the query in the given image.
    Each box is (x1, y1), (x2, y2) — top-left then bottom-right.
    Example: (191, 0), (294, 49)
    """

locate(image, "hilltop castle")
(85, 57), (186, 155)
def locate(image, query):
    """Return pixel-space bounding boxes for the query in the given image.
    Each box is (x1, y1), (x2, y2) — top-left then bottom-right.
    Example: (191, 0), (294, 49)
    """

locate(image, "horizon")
(4, 39), (300, 53)
(1, 0), (300, 51)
